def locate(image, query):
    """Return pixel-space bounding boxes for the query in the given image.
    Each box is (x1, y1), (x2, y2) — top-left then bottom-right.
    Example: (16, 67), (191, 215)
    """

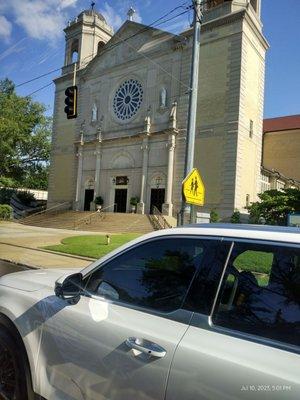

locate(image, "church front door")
(114, 189), (127, 213)
(84, 189), (94, 211)
(150, 189), (165, 214)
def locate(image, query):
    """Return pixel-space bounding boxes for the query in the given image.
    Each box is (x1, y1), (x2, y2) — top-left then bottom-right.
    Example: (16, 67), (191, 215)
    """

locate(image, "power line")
(15, 67), (61, 88)
(17, 1), (191, 90)
(27, 82), (53, 97)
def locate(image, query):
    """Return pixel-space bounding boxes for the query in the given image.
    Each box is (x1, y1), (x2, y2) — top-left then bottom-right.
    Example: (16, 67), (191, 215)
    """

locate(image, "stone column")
(75, 145), (83, 211)
(137, 136), (149, 214)
(163, 132), (176, 216)
(94, 141), (102, 198)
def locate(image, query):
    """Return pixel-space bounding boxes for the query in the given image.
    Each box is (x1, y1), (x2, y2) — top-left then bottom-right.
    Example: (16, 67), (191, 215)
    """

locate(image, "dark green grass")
(42, 234), (141, 259)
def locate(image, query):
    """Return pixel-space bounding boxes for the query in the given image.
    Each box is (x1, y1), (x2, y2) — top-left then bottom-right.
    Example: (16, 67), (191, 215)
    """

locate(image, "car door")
(38, 236), (226, 400)
(166, 240), (300, 400)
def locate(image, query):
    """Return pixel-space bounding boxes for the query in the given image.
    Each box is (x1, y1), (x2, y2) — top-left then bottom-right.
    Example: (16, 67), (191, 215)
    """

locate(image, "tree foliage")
(247, 189), (300, 225)
(210, 208), (219, 223)
(230, 210), (241, 224)
(0, 78), (51, 190)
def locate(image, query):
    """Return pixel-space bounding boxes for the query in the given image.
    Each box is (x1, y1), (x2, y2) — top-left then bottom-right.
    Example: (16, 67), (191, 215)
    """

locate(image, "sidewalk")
(0, 221), (95, 269)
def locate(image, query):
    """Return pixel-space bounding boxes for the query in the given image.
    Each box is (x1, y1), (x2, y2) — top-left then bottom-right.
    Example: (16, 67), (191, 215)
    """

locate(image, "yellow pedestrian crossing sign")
(182, 168), (205, 206)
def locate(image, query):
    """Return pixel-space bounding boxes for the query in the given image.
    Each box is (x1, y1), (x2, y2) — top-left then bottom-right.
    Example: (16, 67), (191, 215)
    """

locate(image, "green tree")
(231, 210), (241, 224)
(0, 78), (51, 190)
(210, 208), (219, 223)
(247, 189), (300, 225)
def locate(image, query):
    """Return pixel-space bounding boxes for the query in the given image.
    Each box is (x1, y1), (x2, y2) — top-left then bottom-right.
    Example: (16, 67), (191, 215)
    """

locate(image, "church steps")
(20, 211), (154, 234)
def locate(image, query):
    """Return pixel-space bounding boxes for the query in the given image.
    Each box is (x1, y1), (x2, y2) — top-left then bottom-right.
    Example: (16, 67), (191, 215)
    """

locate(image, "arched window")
(70, 39), (79, 63)
(250, 0), (258, 12)
(97, 41), (105, 54)
(207, 0), (231, 10)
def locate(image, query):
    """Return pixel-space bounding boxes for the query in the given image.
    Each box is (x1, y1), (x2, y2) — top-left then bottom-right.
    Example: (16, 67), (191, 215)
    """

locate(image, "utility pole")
(180, 0), (202, 225)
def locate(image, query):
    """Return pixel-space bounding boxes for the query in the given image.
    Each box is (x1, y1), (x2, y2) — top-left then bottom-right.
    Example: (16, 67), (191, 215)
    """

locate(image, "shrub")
(231, 210), (241, 224)
(210, 208), (219, 223)
(0, 188), (16, 205)
(16, 190), (35, 206)
(0, 204), (13, 220)
(94, 196), (104, 205)
(130, 196), (139, 206)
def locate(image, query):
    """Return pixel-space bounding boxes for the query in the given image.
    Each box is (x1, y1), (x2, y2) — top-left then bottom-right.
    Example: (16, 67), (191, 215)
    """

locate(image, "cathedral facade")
(48, 0), (268, 219)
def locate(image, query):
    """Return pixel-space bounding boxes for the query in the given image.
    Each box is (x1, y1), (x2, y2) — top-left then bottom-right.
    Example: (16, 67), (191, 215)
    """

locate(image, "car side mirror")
(55, 273), (83, 304)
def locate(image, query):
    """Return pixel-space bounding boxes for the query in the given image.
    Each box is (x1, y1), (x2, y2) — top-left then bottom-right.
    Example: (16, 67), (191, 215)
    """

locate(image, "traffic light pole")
(73, 62), (77, 86)
(180, 0), (202, 226)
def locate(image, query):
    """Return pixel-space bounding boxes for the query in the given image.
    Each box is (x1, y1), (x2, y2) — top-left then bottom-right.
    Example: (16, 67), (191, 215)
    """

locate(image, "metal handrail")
(98, 203), (117, 213)
(73, 203), (116, 230)
(74, 210), (99, 230)
(152, 206), (172, 230)
(21, 201), (71, 221)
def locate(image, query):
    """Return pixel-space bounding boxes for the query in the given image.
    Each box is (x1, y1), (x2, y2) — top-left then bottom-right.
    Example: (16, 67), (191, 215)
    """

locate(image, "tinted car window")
(213, 242), (300, 347)
(184, 240), (232, 314)
(85, 238), (220, 313)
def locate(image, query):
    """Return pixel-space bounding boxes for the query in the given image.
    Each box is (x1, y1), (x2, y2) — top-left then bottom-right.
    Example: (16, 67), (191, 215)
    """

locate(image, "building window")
(276, 180), (285, 191)
(70, 39), (79, 63)
(97, 41), (105, 54)
(249, 119), (254, 138)
(206, 0), (227, 10)
(246, 194), (250, 208)
(260, 173), (270, 193)
(250, 0), (258, 12)
(113, 79), (143, 121)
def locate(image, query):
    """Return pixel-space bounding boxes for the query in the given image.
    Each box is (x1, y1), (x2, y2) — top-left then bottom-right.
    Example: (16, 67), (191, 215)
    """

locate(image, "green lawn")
(42, 234), (141, 259)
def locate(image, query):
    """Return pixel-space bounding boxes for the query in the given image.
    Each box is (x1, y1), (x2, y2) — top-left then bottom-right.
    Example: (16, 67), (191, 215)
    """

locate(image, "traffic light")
(64, 85), (78, 119)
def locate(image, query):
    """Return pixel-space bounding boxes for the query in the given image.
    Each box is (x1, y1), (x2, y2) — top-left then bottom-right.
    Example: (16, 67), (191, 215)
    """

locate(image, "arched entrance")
(150, 174), (166, 214)
(84, 178), (95, 211)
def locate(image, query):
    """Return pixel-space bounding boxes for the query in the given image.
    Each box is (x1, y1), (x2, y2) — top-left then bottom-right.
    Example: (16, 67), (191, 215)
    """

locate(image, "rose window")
(113, 79), (143, 121)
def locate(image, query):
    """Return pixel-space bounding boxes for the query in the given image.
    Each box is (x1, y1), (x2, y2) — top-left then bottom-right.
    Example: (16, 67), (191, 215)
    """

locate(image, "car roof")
(155, 223), (300, 244)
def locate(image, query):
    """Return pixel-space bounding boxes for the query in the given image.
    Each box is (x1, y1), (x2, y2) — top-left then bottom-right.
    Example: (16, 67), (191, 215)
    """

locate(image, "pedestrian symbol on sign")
(182, 168), (205, 206)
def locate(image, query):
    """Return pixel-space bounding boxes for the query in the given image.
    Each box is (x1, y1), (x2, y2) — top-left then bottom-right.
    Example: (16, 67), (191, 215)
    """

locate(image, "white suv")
(0, 224), (299, 400)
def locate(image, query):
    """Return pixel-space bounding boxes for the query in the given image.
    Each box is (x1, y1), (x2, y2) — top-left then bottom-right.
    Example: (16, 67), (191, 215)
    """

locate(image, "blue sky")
(0, 0), (299, 118)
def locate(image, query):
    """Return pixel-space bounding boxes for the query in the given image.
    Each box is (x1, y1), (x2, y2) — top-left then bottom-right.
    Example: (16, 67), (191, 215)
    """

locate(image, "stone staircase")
(20, 211), (154, 234)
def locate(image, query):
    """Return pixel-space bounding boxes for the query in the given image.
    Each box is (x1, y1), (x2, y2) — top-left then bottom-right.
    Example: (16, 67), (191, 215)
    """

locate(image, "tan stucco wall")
(263, 129), (300, 181)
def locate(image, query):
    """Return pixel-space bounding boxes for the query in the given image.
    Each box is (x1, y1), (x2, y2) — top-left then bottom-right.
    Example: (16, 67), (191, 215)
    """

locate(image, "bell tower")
(193, 0), (268, 218)
(63, 8), (113, 71)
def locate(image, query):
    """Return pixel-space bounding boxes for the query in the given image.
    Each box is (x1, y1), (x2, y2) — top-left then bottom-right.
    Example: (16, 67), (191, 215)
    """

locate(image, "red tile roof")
(264, 115), (300, 133)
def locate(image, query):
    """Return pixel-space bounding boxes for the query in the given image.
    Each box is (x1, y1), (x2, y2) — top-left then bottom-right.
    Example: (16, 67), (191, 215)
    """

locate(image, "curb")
(0, 258), (39, 270)
(0, 242), (95, 262)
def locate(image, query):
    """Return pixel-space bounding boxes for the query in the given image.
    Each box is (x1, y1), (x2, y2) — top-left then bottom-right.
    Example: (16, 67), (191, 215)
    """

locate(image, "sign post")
(182, 168), (205, 212)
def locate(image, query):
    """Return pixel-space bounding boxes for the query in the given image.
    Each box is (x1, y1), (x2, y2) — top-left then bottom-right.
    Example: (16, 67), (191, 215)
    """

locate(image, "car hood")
(0, 268), (81, 292)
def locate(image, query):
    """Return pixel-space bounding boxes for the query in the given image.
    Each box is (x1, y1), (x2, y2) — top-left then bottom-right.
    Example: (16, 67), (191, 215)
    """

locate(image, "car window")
(213, 242), (300, 347)
(183, 241), (232, 314)
(85, 238), (220, 313)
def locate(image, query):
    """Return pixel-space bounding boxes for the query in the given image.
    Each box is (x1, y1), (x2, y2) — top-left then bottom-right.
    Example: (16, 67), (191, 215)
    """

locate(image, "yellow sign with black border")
(182, 168), (205, 206)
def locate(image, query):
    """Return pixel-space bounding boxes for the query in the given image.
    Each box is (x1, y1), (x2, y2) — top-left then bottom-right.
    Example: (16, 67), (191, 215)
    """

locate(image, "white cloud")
(100, 2), (123, 30)
(59, 0), (77, 9)
(0, 15), (12, 40)
(8, 0), (79, 41)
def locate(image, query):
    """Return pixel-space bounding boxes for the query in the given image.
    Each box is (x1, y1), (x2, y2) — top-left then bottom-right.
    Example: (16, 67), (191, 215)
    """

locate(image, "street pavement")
(0, 221), (93, 270)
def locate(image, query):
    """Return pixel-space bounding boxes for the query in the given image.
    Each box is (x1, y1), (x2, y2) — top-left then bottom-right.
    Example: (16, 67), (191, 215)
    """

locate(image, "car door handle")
(126, 337), (167, 358)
